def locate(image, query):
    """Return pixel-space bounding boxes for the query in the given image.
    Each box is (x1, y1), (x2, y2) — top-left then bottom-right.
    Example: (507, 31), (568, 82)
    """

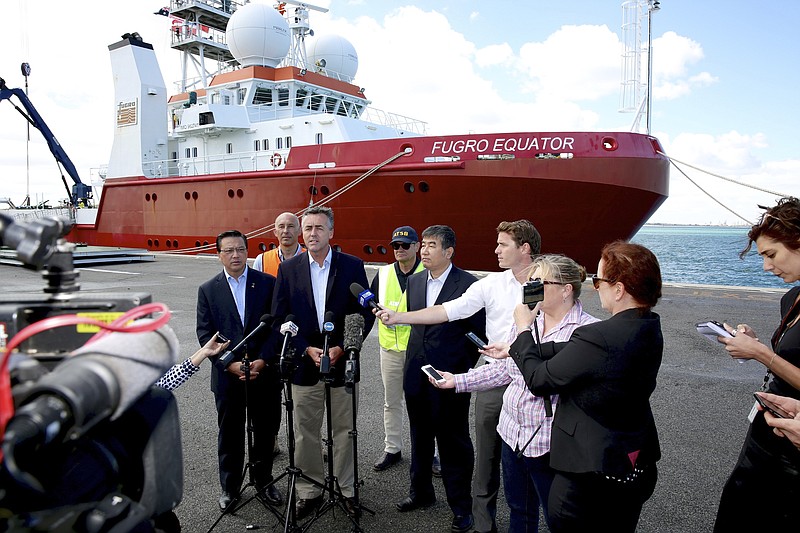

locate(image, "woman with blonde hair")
(431, 254), (598, 532)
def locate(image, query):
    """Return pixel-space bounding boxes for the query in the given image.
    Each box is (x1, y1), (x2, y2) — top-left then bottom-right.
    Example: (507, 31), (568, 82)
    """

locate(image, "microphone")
(319, 311), (335, 377)
(350, 282), (380, 312)
(279, 314), (299, 359)
(343, 314), (365, 393)
(2, 323), (178, 453)
(217, 313), (274, 369)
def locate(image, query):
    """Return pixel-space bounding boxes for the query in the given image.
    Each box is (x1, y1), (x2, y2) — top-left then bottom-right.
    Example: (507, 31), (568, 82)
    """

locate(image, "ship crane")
(0, 77), (92, 208)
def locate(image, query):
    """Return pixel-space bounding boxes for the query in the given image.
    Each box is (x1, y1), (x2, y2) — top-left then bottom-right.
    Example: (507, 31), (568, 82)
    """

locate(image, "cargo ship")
(65, 0), (669, 271)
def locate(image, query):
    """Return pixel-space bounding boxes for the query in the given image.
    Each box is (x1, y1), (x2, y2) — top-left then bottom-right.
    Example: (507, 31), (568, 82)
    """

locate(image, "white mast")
(279, 0), (329, 70)
(619, 0), (660, 134)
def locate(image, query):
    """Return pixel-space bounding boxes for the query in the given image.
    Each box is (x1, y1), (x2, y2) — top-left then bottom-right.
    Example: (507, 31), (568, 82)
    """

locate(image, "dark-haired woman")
(504, 241), (663, 532)
(714, 197), (800, 531)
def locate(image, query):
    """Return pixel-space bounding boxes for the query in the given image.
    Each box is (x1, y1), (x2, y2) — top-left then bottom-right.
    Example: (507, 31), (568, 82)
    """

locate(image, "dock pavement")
(1, 253), (788, 532)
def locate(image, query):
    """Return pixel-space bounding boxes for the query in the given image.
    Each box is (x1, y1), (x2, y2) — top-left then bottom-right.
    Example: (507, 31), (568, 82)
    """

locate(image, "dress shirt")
(425, 263), (453, 307)
(454, 301), (598, 457)
(308, 247), (333, 330)
(442, 268), (523, 344)
(225, 268), (248, 325)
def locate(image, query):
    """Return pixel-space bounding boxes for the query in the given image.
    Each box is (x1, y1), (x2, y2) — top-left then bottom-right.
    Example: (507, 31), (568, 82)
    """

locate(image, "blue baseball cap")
(391, 226), (418, 244)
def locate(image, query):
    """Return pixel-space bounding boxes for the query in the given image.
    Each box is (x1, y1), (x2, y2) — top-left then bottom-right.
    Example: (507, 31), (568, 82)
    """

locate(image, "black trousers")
(405, 384), (474, 517)
(214, 372), (282, 493)
(547, 464), (657, 533)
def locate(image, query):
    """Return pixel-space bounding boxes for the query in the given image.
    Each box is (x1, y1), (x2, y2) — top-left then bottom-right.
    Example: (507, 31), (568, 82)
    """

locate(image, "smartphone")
(695, 321), (732, 344)
(421, 364), (446, 384)
(215, 332), (229, 343)
(753, 393), (793, 419)
(465, 331), (487, 349)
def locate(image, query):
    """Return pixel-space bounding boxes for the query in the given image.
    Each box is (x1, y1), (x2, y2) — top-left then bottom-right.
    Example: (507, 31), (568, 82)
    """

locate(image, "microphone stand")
(344, 349), (375, 524)
(207, 351), (283, 532)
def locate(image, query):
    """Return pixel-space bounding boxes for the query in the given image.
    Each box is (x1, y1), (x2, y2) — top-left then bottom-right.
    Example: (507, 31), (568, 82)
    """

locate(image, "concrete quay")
(1, 254), (789, 532)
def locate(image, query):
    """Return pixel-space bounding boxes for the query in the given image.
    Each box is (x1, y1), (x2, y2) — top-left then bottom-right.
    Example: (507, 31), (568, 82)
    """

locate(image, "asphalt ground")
(1, 253), (788, 532)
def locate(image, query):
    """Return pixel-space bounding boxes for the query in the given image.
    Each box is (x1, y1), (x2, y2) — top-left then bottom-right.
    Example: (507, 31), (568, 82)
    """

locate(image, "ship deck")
(2, 253), (782, 531)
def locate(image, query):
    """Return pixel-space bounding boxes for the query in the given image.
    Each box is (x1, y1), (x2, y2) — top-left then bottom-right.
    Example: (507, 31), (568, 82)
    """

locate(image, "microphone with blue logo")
(319, 311), (335, 380)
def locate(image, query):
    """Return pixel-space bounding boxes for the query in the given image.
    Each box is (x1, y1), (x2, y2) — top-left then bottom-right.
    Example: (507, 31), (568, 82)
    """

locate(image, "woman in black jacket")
(714, 197), (800, 532)
(499, 241), (663, 532)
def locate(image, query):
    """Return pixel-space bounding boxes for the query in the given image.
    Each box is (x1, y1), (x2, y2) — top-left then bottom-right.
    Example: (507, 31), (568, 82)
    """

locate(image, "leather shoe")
(395, 496), (436, 512)
(343, 497), (361, 518)
(373, 451), (402, 471)
(257, 483), (284, 506)
(295, 495), (323, 520)
(218, 491), (235, 512)
(432, 455), (442, 478)
(451, 514), (474, 533)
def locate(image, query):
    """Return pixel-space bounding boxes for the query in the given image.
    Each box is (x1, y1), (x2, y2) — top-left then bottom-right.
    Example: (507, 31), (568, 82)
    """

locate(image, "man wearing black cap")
(370, 226), (424, 471)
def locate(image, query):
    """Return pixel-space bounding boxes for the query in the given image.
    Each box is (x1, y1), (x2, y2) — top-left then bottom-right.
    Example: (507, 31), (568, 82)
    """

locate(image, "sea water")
(631, 225), (788, 289)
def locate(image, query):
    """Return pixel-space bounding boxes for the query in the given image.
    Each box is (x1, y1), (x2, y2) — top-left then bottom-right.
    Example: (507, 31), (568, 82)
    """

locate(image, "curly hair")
(740, 197), (800, 258)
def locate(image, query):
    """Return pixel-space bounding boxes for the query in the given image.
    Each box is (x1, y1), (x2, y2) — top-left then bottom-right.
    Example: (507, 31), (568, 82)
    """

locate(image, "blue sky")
(2, 0), (798, 225)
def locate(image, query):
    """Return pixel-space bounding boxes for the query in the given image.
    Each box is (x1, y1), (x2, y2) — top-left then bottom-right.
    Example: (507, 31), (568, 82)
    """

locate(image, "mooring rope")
(658, 151), (793, 226)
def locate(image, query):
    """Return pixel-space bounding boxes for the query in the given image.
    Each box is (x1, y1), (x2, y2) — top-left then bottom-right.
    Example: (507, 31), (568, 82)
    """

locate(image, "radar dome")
(308, 34), (359, 81)
(226, 3), (290, 68)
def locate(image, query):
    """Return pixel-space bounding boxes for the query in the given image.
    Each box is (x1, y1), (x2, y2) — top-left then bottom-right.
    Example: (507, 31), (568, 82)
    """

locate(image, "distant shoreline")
(644, 222), (749, 228)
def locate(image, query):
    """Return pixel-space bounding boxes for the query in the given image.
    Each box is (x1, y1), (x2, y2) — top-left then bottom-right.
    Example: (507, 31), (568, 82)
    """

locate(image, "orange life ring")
(270, 152), (283, 167)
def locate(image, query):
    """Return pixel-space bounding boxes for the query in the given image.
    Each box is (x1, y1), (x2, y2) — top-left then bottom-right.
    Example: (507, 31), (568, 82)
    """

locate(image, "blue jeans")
(501, 441), (555, 533)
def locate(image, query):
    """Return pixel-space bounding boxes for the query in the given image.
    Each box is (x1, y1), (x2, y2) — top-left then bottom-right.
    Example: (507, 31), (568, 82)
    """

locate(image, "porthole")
(419, 181), (430, 192)
(321, 186), (330, 195)
(228, 189), (235, 198)
(378, 246), (387, 254)
(403, 182), (415, 193)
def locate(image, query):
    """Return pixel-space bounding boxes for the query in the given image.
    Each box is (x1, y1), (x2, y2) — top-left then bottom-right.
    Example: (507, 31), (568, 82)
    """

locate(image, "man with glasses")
(378, 220), (541, 533)
(370, 226), (424, 472)
(197, 230), (283, 512)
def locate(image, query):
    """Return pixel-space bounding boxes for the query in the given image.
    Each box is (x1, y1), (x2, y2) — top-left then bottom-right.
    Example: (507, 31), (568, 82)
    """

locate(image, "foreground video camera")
(0, 214), (182, 532)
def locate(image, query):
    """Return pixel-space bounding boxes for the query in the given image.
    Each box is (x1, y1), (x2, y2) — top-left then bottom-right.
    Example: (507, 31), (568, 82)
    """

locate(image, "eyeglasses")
(529, 277), (565, 286)
(220, 247), (247, 255)
(391, 242), (412, 250)
(591, 275), (614, 289)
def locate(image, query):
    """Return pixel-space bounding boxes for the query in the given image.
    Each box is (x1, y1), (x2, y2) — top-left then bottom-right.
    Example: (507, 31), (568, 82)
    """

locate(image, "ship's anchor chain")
(658, 151), (792, 226)
(168, 149), (409, 255)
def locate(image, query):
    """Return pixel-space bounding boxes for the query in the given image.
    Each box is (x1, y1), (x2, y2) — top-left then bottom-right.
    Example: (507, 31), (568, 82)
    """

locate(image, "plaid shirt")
(454, 300), (598, 457)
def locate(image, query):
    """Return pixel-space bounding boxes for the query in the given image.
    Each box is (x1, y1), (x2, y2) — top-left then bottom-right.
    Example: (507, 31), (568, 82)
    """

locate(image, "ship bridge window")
(296, 87), (309, 108)
(278, 87), (289, 107)
(199, 112), (215, 125)
(253, 87), (273, 106)
(315, 133), (323, 145)
(337, 101), (349, 117)
(325, 96), (336, 114)
(237, 87), (247, 105)
(310, 93), (323, 111)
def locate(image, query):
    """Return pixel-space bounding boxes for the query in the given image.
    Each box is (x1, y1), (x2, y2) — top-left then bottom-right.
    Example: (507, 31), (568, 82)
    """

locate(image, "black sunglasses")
(391, 242), (412, 250)
(529, 277), (565, 285)
(591, 274), (614, 290)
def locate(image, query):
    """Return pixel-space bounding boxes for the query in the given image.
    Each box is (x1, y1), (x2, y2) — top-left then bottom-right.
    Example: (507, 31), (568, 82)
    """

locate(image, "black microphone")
(2, 323), (178, 453)
(350, 282), (380, 312)
(343, 314), (365, 393)
(217, 313), (274, 369)
(279, 314), (299, 359)
(319, 311), (335, 377)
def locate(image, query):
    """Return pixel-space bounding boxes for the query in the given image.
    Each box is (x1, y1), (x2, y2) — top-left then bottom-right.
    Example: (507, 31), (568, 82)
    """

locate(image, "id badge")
(747, 401), (759, 423)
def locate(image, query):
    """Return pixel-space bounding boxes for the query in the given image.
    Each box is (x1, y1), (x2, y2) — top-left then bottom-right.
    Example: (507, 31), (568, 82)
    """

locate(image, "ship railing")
(360, 107), (427, 135)
(142, 149), (289, 178)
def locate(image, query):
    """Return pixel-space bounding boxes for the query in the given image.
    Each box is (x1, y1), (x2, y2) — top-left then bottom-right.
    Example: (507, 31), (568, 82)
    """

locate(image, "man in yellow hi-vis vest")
(370, 226), (424, 472)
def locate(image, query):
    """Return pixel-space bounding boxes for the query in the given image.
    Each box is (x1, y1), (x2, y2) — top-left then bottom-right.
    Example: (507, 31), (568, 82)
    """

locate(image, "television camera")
(0, 213), (182, 532)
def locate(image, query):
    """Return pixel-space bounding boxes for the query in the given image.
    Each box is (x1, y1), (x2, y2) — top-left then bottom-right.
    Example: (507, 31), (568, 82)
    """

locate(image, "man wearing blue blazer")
(395, 225), (486, 533)
(197, 230), (283, 512)
(271, 206), (375, 519)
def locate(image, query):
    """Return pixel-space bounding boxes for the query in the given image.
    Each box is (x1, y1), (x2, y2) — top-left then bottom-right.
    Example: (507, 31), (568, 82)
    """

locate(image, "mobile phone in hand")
(216, 333), (229, 343)
(421, 364), (446, 384)
(695, 321), (732, 344)
(754, 393), (793, 419)
(465, 331), (487, 349)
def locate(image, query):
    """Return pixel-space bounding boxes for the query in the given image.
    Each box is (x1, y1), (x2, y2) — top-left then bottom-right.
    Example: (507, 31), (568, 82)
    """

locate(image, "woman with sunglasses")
(491, 241), (663, 532)
(713, 197), (800, 532)
(430, 254), (598, 532)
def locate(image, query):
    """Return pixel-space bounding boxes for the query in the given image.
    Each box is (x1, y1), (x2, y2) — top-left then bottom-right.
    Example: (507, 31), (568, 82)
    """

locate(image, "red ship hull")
(68, 131), (668, 272)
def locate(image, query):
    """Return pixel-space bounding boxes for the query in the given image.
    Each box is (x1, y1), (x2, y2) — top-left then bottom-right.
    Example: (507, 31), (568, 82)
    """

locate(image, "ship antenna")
(280, 0), (329, 69)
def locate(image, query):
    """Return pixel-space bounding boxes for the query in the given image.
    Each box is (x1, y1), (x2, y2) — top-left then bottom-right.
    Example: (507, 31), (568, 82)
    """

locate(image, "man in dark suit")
(196, 230), (283, 512)
(395, 225), (485, 533)
(271, 206), (375, 519)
